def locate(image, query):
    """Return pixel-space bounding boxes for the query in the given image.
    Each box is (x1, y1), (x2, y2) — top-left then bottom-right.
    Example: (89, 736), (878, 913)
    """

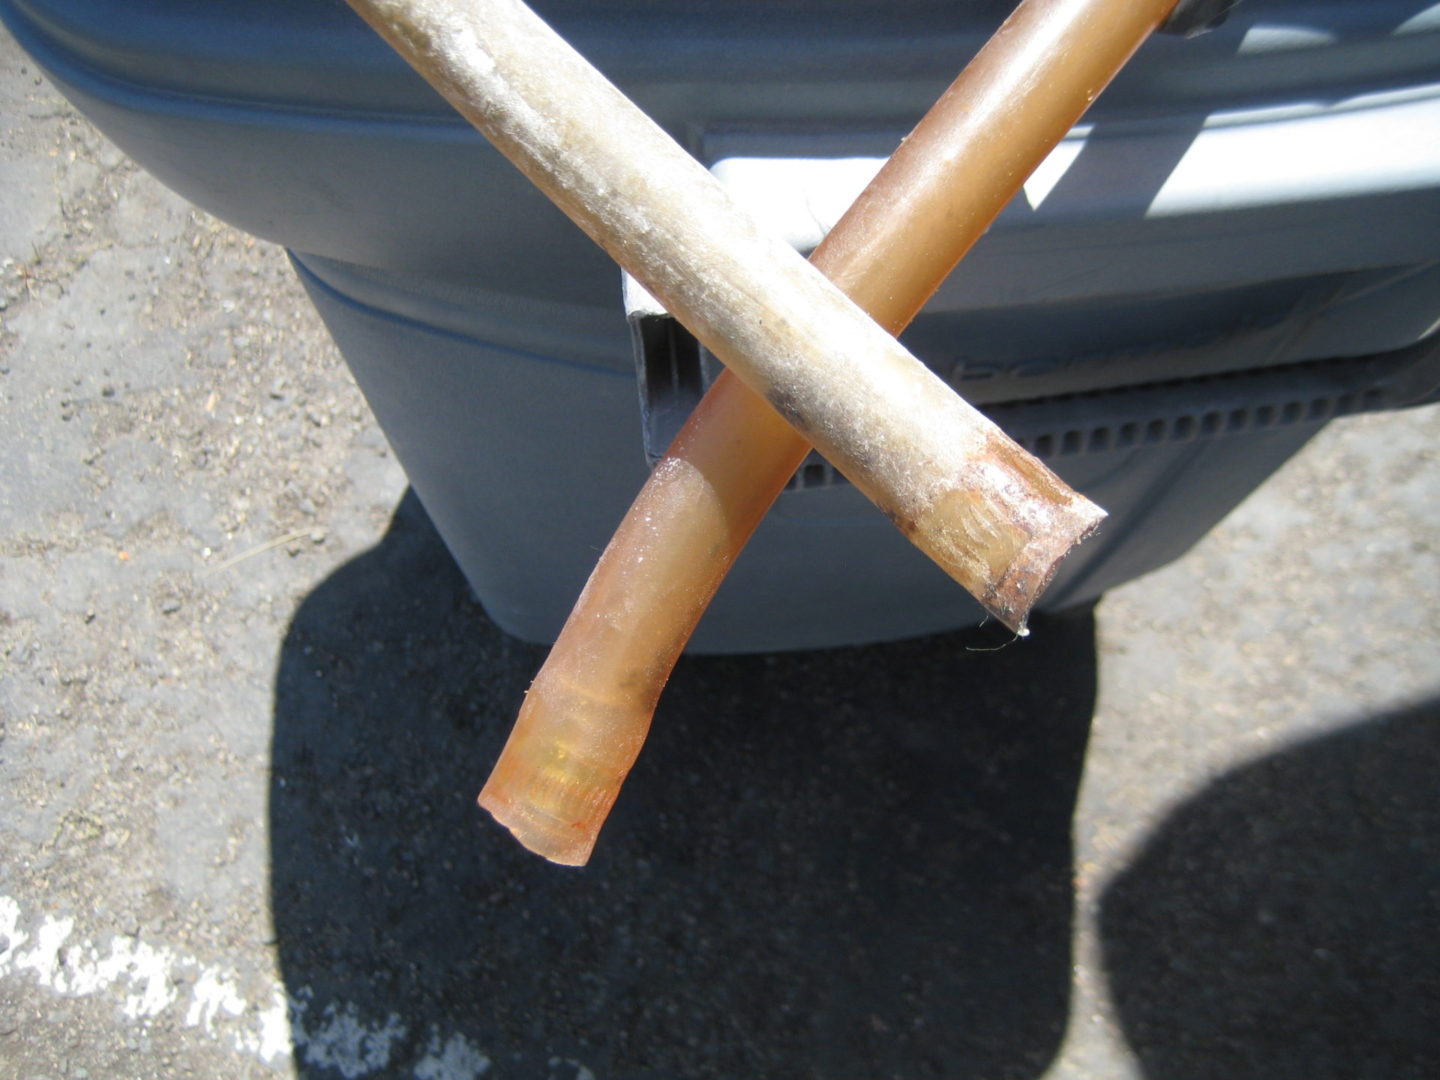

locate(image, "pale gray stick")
(344, 0), (1105, 625)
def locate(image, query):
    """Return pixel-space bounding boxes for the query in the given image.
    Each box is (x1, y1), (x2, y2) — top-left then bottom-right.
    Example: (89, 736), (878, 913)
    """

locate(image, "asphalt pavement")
(2, 24), (1438, 1080)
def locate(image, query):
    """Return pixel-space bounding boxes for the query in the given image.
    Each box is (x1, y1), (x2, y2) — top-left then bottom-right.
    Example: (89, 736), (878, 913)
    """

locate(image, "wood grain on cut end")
(902, 434), (1107, 633)
(989, 498), (1107, 633)
(905, 487), (1032, 601)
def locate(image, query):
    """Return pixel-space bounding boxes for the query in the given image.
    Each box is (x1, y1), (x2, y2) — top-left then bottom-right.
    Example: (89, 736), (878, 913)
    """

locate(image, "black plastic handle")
(1160, 0), (1241, 37)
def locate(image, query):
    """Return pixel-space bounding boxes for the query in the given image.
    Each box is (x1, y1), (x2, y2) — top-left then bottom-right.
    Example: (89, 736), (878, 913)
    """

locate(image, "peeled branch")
(341, 0), (1168, 863)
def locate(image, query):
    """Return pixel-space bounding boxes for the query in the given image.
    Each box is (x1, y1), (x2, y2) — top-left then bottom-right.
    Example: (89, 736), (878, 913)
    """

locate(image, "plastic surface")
(7, 0), (1440, 651)
(297, 251), (1440, 651)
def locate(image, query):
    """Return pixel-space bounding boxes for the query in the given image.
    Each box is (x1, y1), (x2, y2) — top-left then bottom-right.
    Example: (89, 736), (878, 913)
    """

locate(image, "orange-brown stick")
(476, 0), (1178, 864)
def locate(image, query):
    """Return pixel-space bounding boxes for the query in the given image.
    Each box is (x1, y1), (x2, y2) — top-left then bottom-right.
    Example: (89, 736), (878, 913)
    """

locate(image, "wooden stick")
(344, 0), (1163, 863)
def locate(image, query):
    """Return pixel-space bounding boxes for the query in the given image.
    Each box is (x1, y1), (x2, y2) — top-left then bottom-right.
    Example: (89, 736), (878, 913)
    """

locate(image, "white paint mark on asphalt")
(76, 932), (181, 1019)
(291, 991), (407, 1079)
(186, 966), (247, 1032)
(0, 893), (506, 1078)
(415, 1028), (492, 1079)
(241, 989), (296, 1066)
(0, 903), (179, 1020)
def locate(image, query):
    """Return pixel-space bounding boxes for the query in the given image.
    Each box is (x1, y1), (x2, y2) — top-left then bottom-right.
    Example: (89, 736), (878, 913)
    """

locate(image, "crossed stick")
(346, 0), (1182, 864)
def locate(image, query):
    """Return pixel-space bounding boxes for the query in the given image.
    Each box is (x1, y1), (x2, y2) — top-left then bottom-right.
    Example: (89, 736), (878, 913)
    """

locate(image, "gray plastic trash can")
(5, 0), (1439, 651)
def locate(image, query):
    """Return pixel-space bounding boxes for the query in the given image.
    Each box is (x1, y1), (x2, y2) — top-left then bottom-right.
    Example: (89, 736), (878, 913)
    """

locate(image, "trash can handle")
(1160, 0), (1241, 37)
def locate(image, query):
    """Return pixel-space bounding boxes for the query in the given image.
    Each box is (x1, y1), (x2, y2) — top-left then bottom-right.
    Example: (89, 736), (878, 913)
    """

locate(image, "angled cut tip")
(478, 782), (598, 867)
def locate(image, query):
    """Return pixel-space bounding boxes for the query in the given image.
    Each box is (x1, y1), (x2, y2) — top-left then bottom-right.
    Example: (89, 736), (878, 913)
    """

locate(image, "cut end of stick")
(900, 437), (1108, 634)
(909, 498), (1106, 634)
(477, 674), (652, 866)
(478, 783), (597, 867)
(986, 499), (1107, 634)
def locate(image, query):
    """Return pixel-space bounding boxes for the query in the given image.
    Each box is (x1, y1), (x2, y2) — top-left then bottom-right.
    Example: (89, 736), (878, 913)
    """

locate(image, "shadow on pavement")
(1101, 700), (1440, 1080)
(270, 491), (1098, 1079)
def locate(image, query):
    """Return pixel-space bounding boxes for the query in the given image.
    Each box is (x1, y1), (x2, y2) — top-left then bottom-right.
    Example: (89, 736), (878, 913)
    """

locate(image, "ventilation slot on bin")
(999, 362), (1425, 461)
(630, 291), (1440, 483)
